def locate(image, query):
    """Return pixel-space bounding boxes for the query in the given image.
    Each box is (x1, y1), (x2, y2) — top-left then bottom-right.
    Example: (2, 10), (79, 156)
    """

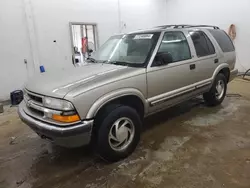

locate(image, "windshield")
(90, 32), (160, 67)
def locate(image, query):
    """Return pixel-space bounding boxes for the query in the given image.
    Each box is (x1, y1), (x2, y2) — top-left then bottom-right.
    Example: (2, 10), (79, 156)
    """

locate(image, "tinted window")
(209, 29), (235, 52)
(190, 31), (215, 57)
(157, 31), (191, 63)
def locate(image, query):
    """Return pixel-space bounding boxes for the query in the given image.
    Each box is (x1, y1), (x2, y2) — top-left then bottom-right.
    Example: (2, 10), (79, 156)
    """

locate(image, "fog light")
(52, 114), (80, 123)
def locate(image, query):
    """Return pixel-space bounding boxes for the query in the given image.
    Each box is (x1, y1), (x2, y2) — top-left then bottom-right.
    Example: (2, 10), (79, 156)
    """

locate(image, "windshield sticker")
(134, 34), (153, 39)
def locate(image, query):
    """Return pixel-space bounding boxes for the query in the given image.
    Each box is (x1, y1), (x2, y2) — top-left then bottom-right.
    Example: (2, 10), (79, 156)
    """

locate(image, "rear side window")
(209, 29), (235, 52)
(190, 31), (215, 57)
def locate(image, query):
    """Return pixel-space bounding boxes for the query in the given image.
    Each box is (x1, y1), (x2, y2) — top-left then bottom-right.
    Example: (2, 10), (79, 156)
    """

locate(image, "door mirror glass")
(154, 52), (173, 66)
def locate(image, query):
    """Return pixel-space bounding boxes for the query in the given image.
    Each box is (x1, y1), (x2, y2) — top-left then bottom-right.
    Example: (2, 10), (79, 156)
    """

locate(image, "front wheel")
(203, 73), (227, 106)
(95, 105), (141, 162)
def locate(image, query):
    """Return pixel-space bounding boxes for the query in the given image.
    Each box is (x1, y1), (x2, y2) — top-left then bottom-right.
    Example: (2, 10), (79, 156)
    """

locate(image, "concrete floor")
(1, 78), (250, 188)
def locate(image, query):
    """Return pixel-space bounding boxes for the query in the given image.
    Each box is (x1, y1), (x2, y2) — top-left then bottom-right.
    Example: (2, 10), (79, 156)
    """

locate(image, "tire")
(95, 105), (141, 162)
(203, 73), (227, 106)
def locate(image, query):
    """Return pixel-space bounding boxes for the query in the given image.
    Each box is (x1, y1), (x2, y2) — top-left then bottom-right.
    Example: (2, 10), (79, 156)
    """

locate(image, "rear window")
(209, 29), (235, 52)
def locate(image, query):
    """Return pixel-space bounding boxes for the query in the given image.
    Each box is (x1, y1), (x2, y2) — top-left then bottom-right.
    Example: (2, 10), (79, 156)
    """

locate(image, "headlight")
(43, 97), (74, 111)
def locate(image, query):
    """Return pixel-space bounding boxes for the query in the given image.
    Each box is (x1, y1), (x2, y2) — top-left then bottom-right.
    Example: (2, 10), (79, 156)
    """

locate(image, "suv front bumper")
(18, 101), (93, 148)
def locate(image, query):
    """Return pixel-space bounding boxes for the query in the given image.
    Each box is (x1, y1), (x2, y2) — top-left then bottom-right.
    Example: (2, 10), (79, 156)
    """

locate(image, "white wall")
(0, 0), (166, 101)
(119, 0), (166, 32)
(30, 0), (120, 72)
(0, 0), (34, 101)
(164, 0), (250, 72)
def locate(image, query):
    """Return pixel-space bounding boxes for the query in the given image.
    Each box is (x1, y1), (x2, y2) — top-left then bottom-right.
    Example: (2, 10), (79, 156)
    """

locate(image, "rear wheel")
(203, 73), (227, 106)
(95, 105), (141, 162)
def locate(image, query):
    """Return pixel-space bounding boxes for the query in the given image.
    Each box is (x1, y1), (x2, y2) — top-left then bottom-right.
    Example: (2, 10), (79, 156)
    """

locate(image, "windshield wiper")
(87, 57), (98, 63)
(109, 61), (130, 66)
(108, 61), (141, 67)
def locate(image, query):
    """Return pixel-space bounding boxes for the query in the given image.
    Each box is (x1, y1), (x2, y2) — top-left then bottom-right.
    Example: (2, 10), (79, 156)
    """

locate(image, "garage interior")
(1, 0), (250, 188)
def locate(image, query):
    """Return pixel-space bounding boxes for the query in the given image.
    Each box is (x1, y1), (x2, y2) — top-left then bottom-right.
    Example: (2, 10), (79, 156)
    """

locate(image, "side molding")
(86, 88), (147, 119)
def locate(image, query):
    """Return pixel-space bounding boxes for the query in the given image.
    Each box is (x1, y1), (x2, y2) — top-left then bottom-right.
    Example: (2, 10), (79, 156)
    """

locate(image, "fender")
(86, 88), (147, 119)
(212, 63), (230, 81)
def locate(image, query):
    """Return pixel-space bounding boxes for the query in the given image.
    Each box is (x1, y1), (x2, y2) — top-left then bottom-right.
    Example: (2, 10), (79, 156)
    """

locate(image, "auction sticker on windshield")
(134, 34), (153, 39)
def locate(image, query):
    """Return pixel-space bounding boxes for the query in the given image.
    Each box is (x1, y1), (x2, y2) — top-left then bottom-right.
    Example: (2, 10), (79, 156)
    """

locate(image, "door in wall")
(70, 23), (98, 66)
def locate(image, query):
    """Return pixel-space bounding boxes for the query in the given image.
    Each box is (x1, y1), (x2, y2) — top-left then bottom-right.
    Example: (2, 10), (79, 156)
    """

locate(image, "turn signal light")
(52, 114), (80, 123)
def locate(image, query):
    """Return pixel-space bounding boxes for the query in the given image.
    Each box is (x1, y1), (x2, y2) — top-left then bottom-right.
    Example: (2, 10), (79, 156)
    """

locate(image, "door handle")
(190, 64), (196, 70)
(214, 59), (219, 63)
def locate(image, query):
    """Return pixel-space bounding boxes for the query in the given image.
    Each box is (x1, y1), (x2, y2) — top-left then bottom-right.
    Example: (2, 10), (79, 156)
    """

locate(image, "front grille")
(27, 106), (44, 117)
(28, 93), (43, 103)
(24, 90), (44, 118)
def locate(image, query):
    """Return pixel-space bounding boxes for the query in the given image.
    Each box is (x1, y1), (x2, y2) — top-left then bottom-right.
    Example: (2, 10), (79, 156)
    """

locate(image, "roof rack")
(156, 25), (190, 28)
(156, 25), (220, 29)
(186, 25), (220, 29)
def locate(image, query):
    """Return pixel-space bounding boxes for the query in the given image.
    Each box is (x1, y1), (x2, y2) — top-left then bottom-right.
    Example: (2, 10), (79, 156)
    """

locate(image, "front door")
(146, 31), (197, 113)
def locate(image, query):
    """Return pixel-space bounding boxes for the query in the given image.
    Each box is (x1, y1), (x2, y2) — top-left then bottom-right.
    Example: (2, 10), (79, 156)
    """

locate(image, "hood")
(25, 63), (130, 98)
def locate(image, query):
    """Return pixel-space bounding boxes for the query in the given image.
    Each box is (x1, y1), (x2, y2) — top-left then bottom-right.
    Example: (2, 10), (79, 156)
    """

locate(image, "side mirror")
(154, 52), (173, 66)
(88, 49), (93, 53)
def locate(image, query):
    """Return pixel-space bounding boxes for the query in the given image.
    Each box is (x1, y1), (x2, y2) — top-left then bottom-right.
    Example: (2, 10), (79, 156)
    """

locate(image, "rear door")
(189, 30), (218, 82)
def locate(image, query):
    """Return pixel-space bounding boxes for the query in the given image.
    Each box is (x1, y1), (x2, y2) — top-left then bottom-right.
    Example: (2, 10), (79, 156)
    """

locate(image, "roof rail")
(185, 25), (220, 29)
(156, 25), (177, 28)
(155, 24), (220, 29)
(156, 25), (192, 29)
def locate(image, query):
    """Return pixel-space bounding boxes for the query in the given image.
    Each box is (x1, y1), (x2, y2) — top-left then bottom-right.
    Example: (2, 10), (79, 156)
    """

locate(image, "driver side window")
(154, 31), (191, 66)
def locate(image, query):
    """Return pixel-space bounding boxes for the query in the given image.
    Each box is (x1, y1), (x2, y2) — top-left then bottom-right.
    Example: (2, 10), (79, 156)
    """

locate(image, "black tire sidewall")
(204, 73), (227, 106)
(96, 106), (141, 162)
